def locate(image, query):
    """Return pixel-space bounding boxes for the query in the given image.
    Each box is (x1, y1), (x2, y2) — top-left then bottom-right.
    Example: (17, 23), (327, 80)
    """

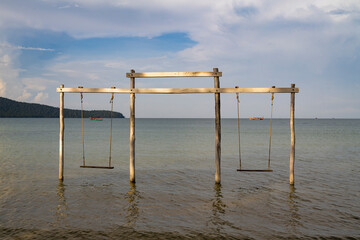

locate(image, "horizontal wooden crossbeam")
(57, 87), (299, 94)
(126, 72), (222, 78)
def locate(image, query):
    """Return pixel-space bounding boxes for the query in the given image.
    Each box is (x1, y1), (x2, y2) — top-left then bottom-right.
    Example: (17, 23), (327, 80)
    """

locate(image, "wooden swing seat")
(80, 166), (114, 169)
(237, 169), (273, 172)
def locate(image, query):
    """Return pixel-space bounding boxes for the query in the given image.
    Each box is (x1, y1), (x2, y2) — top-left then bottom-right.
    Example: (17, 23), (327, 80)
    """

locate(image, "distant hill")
(0, 97), (125, 118)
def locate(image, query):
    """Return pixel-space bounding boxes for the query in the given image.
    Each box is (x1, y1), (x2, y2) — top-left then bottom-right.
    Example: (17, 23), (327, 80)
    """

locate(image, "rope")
(80, 90), (85, 166)
(268, 88), (275, 170)
(235, 86), (241, 169)
(109, 91), (115, 168)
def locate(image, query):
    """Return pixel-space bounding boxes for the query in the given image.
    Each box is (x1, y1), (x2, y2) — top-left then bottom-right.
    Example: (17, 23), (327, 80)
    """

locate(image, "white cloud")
(22, 77), (57, 91)
(0, 41), (57, 104)
(49, 60), (125, 86)
(0, 0), (359, 117)
(17, 46), (54, 51)
(0, 78), (6, 96)
(0, 43), (23, 99)
(33, 92), (49, 103)
(0, 54), (11, 66)
(0, 42), (54, 51)
(17, 89), (32, 101)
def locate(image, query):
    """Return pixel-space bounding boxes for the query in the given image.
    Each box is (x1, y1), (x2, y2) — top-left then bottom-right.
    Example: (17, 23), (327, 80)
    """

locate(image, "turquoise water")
(0, 118), (359, 239)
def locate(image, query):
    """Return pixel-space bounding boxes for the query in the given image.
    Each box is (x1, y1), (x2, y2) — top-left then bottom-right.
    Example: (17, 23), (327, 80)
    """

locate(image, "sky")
(0, 0), (359, 118)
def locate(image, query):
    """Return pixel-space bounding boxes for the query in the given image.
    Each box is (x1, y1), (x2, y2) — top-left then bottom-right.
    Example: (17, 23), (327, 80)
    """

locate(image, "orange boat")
(249, 117), (264, 120)
(89, 117), (103, 121)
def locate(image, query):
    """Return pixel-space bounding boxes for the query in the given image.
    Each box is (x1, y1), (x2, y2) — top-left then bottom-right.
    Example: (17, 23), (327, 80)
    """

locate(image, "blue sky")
(0, 0), (359, 118)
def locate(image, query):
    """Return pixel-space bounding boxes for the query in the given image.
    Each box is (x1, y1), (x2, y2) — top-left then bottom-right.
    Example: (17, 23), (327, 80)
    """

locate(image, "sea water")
(0, 118), (359, 239)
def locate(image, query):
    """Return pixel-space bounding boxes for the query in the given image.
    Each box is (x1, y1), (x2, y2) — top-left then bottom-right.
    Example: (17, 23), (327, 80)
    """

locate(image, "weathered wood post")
(59, 84), (64, 180)
(290, 84), (295, 185)
(130, 70), (136, 183)
(214, 68), (221, 184)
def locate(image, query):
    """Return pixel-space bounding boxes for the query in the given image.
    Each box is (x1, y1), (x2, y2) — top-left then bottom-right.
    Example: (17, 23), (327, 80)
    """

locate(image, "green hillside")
(0, 97), (125, 118)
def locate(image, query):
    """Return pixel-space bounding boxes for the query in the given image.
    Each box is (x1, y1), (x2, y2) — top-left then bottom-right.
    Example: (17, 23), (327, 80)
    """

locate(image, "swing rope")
(108, 88), (115, 168)
(268, 86), (275, 170)
(235, 86), (241, 169)
(80, 87), (85, 167)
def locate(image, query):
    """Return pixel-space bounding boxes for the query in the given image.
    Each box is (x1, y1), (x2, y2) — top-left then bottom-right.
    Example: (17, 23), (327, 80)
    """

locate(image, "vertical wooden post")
(214, 68), (221, 184)
(130, 70), (136, 183)
(290, 84), (295, 185)
(59, 84), (64, 180)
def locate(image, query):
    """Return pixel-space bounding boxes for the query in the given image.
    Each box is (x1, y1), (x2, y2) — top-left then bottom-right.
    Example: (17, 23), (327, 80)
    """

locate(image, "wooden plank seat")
(80, 166), (114, 169)
(237, 169), (273, 172)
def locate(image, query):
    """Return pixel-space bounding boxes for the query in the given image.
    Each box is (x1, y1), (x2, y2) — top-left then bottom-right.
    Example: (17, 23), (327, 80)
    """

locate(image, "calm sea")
(0, 118), (359, 239)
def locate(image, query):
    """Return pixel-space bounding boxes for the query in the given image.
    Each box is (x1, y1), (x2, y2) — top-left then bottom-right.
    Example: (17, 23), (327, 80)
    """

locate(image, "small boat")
(249, 117), (264, 120)
(89, 117), (103, 121)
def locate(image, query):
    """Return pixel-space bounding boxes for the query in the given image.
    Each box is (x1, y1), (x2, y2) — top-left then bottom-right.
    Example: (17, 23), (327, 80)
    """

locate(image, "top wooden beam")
(57, 87), (299, 94)
(126, 72), (222, 78)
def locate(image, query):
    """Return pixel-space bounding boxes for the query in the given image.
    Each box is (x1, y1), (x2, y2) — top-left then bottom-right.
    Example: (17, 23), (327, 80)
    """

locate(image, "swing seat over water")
(237, 169), (273, 172)
(80, 165), (114, 169)
(79, 87), (116, 170)
(235, 86), (276, 174)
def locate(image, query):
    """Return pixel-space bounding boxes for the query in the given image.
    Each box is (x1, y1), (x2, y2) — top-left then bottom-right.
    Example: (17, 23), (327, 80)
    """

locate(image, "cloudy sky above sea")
(0, 0), (359, 118)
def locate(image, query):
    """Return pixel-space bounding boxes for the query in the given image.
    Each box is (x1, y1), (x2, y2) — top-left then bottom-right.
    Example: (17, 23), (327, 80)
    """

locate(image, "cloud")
(0, 43), (22, 99)
(0, 41), (57, 103)
(329, 9), (350, 15)
(22, 77), (57, 91)
(33, 92), (49, 103)
(1, 0), (358, 39)
(0, 0), (359, 117)
(17, 89), (32, 101)
(48, 60), (117, 85)
(0, 53), (11, 66)
(0, 78), (6, 96)
(16, 46), (54, 51)
(0, 42), (54, 51)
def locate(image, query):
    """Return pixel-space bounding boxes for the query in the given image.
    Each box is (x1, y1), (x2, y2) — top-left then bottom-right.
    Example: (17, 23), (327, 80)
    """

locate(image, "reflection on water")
(212, 184), (226, 215)
(55, 181), (67, 224)
(287, 185), (302, 234)
(209, 184), (238, 234)
(124, 182), (140, 228)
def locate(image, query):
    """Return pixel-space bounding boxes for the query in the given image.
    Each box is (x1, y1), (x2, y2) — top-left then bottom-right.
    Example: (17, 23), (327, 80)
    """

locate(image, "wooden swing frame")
(57, 68), (299, 185)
